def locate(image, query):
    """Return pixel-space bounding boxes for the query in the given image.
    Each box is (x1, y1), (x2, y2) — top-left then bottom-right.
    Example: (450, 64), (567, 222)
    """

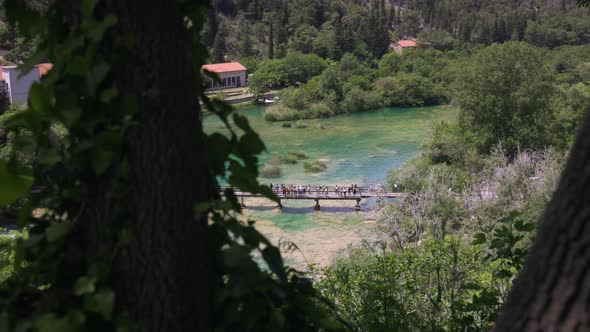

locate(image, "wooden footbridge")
(223, 187), (404, 211)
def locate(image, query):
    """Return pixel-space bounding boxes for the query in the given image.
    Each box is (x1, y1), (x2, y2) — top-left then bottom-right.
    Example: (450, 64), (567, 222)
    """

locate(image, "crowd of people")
(268, 183), (385, 197)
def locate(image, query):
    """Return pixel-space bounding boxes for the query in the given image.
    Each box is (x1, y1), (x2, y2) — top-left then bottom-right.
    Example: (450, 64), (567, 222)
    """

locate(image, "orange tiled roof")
(202, 62), (247, 73)
(396, 40), (417, 48)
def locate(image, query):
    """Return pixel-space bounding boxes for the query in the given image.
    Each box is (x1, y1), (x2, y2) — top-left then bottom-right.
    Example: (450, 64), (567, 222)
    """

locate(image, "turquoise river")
(204, 107), (456, 226)
(203, 105), (456, 267)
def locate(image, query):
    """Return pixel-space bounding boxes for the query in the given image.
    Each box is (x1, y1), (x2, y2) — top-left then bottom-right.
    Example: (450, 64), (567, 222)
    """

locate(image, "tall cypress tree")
(213, 32), (225, 63)
(275, 0), (290, 58)
(267, 14), (274, 59)
(236, 13), (254, 57)
(203, 9), (219, 48)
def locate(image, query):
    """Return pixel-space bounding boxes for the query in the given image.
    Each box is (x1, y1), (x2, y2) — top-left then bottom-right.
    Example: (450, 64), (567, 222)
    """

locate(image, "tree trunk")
(495, 112), (590, 330)
(82, 1), (216, 331)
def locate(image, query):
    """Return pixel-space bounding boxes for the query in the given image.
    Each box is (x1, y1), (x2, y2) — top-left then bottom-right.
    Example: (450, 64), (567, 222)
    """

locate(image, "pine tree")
(387, 5), (395, 30)
(516, 18), (527, 40)
(478, 23), (492, 44)
(213, 33), (225, 63)
(460, 23), (472, 41)
(236, 14), (254, 57)
(275, 0), (290, 58)
(202, 9), (219, 48)
(267, 15), (274, 59)
(492, 19), (503, 43)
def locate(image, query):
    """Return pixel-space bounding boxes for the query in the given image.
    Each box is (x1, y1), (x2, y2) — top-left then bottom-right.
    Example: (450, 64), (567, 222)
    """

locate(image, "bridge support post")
(355, 198), (361, 211)
(314, 199), (320, 211)
(277, 199), (283, 210)
(240, 196), (245, 208)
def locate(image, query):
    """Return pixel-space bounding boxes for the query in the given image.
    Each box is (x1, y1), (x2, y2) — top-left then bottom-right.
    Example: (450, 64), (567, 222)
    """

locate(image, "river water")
(203, 105), (456, 267)
(204, 106), (457, 231)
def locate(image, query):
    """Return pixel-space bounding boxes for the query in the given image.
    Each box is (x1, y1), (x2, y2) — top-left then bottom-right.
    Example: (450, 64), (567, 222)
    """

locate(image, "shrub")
(268, 153), (299, 165)
(263, 102), (336, 122)
(294, 120), (308, 128)
(288, 150), (308, 160)
(303, 160), (327, 173)
(259, 164), (282, 178)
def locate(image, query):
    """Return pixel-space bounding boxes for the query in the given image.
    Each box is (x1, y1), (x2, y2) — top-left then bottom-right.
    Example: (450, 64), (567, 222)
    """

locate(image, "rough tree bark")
(495, 111), (590, 330)
(78, 1), (216, 331)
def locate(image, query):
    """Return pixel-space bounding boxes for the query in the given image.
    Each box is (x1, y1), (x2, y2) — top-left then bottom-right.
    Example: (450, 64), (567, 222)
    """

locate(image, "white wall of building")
(1, 66), (41, 105)
(208, 70), (247, 90)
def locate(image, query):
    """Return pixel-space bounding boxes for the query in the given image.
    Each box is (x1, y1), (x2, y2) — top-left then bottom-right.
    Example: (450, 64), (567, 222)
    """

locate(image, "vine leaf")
(0, 160), (33, 206)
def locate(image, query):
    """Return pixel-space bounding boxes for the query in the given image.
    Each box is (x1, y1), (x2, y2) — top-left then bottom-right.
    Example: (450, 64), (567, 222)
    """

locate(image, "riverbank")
(240, 197), (385, 270)
(201, 87), (281, 112)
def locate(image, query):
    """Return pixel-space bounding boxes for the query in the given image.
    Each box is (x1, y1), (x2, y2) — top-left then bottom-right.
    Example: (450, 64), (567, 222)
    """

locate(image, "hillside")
(204, 0), (590, 62)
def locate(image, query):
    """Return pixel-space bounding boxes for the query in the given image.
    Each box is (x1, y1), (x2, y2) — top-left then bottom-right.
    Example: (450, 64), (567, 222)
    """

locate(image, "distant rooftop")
(396, 40), (417, 48)
(202, 62), (247, 73)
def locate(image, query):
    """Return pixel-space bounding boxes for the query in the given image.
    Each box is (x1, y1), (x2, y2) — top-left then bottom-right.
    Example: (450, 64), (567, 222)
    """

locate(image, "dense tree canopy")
(456, 42), (556, 155)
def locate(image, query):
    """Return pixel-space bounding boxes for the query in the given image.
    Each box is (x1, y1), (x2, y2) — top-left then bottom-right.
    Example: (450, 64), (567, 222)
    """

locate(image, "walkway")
(223, 187), (404, 211)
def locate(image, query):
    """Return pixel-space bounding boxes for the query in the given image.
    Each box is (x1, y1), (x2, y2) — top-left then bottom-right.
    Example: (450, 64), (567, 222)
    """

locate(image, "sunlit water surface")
(203, 105), (457, 232)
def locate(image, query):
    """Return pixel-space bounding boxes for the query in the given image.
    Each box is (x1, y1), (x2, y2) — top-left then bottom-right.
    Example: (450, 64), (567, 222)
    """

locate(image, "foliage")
(421, 121), (475, 166)
(269, 153), (299, 165)
(303, 160), (327, 173)
(248, 59), (288, 94)
(288, 150), (308, 160)
(397, 9), (421, 38)
(318, 237), (494, 331)
(289, 24), (319, 54)
(0, 1), (341, 331)
(259, 164), (282, 178)
(0, 230), (25, 285)
(455, 42), (557, 155)
(418, 30), (457, 51)
(0, 88), (9, 116)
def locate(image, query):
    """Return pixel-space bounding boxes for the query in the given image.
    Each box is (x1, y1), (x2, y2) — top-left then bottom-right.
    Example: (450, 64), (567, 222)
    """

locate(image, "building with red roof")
(0, 63), (54, 105)
(202, 62), (247, 90)
(391, 39), (417, 53)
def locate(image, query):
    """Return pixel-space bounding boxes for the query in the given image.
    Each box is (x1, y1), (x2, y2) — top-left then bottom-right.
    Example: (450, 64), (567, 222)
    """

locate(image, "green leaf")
(262, 246), (287, 282)
(495, 269), (514, 279)
(35, 312), (83, 332)
(471, 233), (486, 245)
(100, 87), (118, 102)
(514, 220), (535, 232)
(74, 276), (96, 296)
(93, 149), (114, 175)
(82, 0), (99, 18)
(0, 160), (33, 206)
(37, 147), (61, 167)
(29, 83), (52, 113)
(45, 221), (73, 242)
(84, 290), (115, 320)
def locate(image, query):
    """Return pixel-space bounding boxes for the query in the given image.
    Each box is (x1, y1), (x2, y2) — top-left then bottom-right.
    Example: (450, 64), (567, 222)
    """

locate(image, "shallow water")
(203, 105), (456, 233)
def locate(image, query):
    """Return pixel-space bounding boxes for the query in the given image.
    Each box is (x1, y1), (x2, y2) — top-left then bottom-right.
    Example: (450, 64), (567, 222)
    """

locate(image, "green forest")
(0, 0), (590, 331)
(188, 0), (590, 121)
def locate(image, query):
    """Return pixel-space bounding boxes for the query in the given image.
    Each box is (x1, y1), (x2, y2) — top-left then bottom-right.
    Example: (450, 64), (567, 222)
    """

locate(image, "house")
(0, 63), (53, 105)
(391, 39), (417, 53)
(202, 62), (247, 90)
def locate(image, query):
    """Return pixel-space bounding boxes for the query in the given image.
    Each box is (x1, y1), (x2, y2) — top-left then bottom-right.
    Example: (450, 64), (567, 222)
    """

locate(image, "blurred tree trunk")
(495, 111), (590, 330)
(67, 1), (217, 331)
